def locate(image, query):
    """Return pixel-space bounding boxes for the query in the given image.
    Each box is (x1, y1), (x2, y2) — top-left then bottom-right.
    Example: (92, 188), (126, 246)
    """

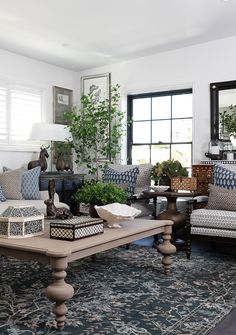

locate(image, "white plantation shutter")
(0, 87), (7, 142)
(10, 89), (41, 143)
(0, 83), (42, 146)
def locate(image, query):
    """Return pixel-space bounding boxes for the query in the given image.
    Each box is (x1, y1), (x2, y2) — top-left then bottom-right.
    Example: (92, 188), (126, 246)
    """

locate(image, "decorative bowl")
(150, 185), (169, 192)
(94, 203), (141, 228)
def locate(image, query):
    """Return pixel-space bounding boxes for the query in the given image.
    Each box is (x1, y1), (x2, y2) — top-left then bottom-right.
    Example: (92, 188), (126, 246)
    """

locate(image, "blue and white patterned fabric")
(0, 185), (6, 202)
(102, 166), (139, 195)
(21, 166), (41, 200)
(214, 164), (236, 189)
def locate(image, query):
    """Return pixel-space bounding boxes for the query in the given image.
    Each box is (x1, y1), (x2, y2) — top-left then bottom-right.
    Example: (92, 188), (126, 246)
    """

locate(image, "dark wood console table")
(39, 172), (85, 215)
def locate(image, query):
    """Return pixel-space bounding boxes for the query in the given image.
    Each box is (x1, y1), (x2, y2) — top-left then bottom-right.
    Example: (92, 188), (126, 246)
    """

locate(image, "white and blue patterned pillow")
(21, 166), (41, 200)
(0, 185), (6, 202)
(102, 166), (139, 195)
(214, 164), (236, 189)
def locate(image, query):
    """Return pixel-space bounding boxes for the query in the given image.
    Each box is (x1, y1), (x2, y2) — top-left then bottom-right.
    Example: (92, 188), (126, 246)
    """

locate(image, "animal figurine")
(45, 178), (73, 220)
(44, 198), (73, 219)
(56, 153), (73, 172)
(28, 147), (49, 172)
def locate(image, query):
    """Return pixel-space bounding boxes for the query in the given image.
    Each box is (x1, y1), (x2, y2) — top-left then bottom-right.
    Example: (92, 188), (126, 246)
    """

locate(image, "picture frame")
(81, 72), (111, 102)
(53, 86), (73, 125)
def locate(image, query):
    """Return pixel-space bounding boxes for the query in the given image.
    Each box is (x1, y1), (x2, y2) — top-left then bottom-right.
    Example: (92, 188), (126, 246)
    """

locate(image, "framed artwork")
(81, 73), (111, 102)
(53, 86), (73, 125)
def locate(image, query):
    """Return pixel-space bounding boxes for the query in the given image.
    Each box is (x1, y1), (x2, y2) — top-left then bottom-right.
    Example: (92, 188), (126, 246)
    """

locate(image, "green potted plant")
(220, 104), (236, 136)
(74, 182), (128, 217)
(220, 104), (236, 147)
(151, 159), (188, 187)
(64, 84), (126, 181)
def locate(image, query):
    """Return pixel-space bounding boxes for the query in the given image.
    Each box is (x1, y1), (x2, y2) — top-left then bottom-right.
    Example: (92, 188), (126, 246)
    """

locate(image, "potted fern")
(74, 182), (128, 217)
(151, 159), (188, 187)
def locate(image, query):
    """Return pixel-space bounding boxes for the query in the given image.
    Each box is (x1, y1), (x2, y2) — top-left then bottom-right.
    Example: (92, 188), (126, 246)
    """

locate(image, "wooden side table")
(39, 172), (85, 215)
(142, 190), (201, 243)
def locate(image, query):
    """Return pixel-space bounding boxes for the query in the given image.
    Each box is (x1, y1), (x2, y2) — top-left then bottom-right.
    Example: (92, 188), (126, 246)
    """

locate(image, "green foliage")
(151, 159), (188, 181)
(64, 84), (126, 181)
(74, 182), (128, 206)
(54, 141), (72, 158)
(220, 104), (236, 135)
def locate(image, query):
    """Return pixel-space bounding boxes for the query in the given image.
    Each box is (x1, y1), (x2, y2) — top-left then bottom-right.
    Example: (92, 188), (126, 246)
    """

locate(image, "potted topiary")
(151, 159), (188, 188)
(74, 182), (128, 217)
(64, 84), (126, 181)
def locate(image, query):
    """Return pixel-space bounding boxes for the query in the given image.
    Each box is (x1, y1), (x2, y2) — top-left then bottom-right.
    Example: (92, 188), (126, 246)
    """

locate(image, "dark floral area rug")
(0, 245), (236, 335)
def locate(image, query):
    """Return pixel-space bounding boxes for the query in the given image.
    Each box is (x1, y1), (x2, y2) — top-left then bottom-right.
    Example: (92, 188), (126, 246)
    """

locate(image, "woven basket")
(171, 177), (197, 192)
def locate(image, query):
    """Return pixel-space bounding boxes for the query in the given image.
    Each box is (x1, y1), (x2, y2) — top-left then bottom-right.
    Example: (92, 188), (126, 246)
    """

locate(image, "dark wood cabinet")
(39, 172), (85, 215)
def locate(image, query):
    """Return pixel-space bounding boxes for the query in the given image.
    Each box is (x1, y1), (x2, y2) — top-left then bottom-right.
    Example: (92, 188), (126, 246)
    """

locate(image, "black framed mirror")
(210, 80), (236, 141)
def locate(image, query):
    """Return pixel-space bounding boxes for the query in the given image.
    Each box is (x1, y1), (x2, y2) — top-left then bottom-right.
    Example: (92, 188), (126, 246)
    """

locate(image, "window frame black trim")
(127, 88), (192, 164)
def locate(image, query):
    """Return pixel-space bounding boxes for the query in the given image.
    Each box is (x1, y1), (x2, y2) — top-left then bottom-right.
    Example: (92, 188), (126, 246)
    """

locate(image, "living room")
(0, 1), (236, 334)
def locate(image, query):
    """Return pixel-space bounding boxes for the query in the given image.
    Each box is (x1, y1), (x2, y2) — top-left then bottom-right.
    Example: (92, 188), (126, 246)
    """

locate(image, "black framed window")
(127, 89), (192, 169)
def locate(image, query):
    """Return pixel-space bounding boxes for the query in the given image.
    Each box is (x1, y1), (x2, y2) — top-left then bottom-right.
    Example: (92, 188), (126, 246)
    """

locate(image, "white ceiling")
(0, 0), (236, 72)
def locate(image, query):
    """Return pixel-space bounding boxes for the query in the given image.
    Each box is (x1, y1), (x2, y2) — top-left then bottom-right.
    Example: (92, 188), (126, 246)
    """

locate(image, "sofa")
(0, 166), (69, 216)
(186, 163), (236, 259)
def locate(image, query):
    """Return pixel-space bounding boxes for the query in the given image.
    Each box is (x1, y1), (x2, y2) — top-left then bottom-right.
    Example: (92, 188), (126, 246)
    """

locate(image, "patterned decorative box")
(50, 216), (104, 241)
(171, 177), (197, 192)
(0, 205), (44, 239)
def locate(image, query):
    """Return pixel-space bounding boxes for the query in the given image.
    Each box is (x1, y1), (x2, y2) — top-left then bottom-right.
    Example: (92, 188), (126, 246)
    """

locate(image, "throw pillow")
(21, 166), (41, 200)
(0, 168), (23, 199)
(109, 163), (153, 194)
(206, 184), (236, 211)
(102, 166), (139, 195)
(214, 164), (236, 189)
(0, 185), (6, 202)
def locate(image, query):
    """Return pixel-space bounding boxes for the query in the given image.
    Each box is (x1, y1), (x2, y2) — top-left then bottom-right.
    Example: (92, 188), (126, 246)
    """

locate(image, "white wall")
(78, 35), (236, 164)
(0, 49), (77, 170)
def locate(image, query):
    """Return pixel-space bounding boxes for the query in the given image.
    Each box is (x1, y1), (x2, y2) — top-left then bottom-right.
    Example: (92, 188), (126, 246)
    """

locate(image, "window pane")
(172, 119), (192, 142)
(172, 94), (192, 118)
(152, 96), (171, 119)
(152, 120), (171, 143)
(132, 145), (150, 164)
(133, 98), (151, 121)
(0, 87), (7, 141)
(171, 144), (192, 167)
(133, 121), (150, 143)
(10, 89), (41, 142)
(151, 144), (170, 164)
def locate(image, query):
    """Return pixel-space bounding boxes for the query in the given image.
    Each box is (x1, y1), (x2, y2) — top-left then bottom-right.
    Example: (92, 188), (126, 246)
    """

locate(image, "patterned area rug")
(0, 245), (236, 335)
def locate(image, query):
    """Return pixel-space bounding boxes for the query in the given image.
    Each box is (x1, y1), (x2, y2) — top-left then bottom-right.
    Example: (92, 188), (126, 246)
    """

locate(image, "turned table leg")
(46, 257), (74, 330)
(157, 224), (176, 275)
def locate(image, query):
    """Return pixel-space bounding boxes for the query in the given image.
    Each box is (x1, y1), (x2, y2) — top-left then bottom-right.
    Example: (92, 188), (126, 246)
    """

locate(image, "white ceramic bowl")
(94, 203), (141, 228)
(150, 185), (169, 192)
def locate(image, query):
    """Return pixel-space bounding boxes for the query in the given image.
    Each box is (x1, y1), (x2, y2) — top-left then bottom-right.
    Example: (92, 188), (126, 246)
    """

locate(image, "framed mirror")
(210, 80), (236, 141)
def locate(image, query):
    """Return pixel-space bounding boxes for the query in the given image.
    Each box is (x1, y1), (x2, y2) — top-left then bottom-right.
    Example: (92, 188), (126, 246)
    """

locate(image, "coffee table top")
(0, 219), (173, 259)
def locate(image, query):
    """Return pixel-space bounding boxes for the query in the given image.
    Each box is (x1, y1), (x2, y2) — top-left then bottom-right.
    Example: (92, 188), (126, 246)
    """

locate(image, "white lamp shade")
(29, 123), (71, 142)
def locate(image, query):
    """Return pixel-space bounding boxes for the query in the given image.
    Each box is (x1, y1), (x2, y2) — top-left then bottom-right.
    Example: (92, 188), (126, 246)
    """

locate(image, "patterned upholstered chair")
(185, 164), (236, 259)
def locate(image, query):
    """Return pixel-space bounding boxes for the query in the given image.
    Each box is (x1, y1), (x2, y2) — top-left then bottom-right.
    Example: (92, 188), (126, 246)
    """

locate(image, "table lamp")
(29, 123), (72, 171)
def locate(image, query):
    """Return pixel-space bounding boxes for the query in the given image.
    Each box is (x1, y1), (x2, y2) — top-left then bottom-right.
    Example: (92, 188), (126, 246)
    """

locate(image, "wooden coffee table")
(0, 219), (176, 330)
